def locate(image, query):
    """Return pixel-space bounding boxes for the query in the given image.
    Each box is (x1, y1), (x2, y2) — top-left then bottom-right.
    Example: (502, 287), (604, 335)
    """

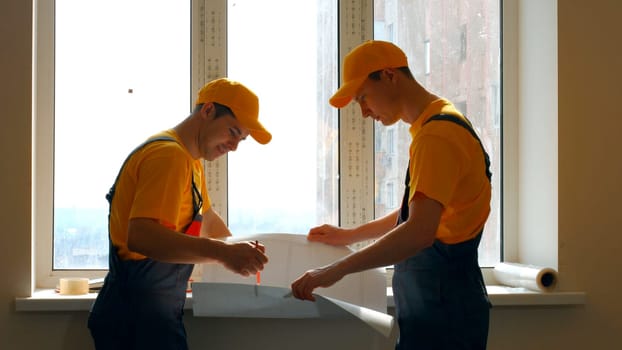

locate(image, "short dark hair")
(368, 66), (414, 80)
(194, 102), (235, 119)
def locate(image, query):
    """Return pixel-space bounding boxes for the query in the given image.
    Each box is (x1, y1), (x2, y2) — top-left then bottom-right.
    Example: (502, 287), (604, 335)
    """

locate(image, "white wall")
(1, 0), (621, 349)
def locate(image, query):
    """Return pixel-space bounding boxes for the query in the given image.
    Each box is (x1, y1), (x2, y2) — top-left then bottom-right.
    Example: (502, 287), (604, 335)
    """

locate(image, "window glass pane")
(54, 0), (190, 269)
(227, 0), (338, 234)
(373, 0), (501, 266)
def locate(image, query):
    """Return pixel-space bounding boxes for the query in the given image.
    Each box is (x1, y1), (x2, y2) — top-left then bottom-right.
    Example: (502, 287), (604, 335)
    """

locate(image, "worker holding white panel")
(291, 40), (493, 350)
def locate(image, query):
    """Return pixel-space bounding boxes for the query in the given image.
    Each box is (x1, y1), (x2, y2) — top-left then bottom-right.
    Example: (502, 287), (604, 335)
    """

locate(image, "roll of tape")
(59, 277), (90, 295)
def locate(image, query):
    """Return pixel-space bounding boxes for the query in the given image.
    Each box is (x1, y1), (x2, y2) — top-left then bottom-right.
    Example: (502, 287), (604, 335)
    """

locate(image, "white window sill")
(15, 286), (586, 312)
(387, 286), (586, 308)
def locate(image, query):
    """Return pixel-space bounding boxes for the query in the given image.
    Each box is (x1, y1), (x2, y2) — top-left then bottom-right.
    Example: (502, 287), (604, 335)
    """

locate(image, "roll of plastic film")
(59, 277), (90, 295)
(493, 262), (558, 292)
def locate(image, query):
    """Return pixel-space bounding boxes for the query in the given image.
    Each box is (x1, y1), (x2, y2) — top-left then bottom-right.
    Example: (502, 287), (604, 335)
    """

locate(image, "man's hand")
(290, 264), (345, 301)
(307, 224), (354, 246)
(221, 241), (268, 276)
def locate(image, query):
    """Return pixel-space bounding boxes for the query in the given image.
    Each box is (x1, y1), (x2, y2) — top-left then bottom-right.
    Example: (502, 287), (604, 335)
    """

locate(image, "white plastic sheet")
(191, 282), (395, 338)
(200, 233), (387, 312)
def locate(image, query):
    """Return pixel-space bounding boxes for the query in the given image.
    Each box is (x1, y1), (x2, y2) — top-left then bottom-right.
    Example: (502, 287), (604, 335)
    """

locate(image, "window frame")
(33, 0), (517, 289)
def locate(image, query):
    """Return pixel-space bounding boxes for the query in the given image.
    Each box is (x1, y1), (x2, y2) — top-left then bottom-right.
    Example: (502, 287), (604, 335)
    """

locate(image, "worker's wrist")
(203, 237), (227, 263)
(341, 227), (362, 245)
(331, 256), (354, 278)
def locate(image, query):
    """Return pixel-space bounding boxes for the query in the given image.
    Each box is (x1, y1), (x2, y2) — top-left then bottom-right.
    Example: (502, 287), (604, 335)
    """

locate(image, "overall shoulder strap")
(423, 114), (492, 182)
(398, 114), (492, 225)
(106, 136), (177, 204)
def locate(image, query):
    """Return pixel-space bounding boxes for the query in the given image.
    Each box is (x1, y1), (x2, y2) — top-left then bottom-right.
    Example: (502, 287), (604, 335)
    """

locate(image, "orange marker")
(254, 240), (261, 285)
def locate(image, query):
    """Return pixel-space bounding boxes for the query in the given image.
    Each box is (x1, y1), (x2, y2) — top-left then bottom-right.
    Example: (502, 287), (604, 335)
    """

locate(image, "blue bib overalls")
(392, 115), (492, 350)
(88, 137), (201, 350)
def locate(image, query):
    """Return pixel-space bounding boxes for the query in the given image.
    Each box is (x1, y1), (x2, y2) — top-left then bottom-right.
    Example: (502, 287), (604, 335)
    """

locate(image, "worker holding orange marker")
(88, 78), (270, 350)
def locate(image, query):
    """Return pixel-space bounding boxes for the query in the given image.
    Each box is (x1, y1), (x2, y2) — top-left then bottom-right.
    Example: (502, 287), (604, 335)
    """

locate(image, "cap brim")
(329, 76), (367, 108)
(249, 129), (272, 145)
(242, 117), (271, 144)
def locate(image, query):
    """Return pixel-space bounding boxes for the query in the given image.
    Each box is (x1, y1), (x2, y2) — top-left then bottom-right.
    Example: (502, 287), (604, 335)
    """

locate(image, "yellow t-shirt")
(407, 99), (491, 244)
(109, 129), (210, 260)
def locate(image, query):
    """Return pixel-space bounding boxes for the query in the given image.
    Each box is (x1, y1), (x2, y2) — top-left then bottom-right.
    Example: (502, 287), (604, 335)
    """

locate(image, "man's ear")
(200, 102), (215, 119)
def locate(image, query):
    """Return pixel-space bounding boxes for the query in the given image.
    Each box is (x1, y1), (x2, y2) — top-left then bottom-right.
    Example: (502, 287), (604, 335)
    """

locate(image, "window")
(424, 40), (431, 75)
(35, 0), (502, 287)
(386, 182), (395, 209)
(460, 24), (468, 62)
(387, 129), (395, 155)
(226, 0), (339, 235)
(52, 0), (190, 270)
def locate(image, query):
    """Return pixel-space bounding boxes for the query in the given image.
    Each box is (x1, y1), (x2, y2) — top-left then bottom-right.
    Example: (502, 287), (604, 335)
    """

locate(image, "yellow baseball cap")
(329, 40), (408, 108)
(196, 78), (272, 144)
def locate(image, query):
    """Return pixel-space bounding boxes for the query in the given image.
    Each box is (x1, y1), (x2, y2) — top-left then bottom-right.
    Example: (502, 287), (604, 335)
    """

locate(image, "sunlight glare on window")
(226, 0), (338, 235)
(54, 0), (190, 269)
